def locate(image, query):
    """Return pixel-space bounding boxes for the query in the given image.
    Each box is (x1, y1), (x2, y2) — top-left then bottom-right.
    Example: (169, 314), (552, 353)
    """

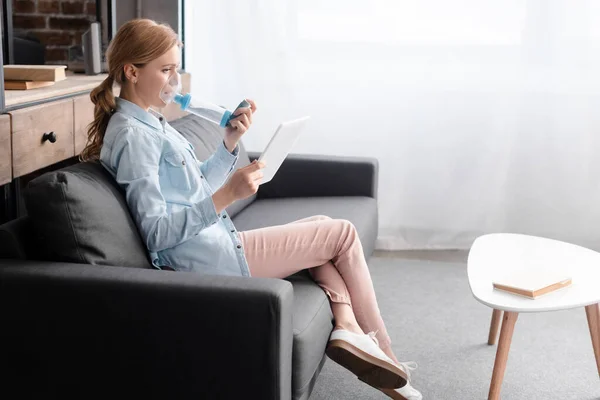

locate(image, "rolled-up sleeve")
(112, 127), (219, 253)
(200, 141), (239, 190)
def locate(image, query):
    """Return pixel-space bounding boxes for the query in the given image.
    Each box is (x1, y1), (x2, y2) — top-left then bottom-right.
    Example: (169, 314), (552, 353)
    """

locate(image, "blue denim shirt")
(100, 97), (251, 277)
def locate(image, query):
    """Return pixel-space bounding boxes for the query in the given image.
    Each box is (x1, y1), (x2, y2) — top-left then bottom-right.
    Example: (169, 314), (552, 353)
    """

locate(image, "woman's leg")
(285, 216), (364, 336)
(239, 215), (395, 359)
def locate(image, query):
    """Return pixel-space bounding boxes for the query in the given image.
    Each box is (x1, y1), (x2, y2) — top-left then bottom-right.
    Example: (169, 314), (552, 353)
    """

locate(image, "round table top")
(467, 233), (600, 312)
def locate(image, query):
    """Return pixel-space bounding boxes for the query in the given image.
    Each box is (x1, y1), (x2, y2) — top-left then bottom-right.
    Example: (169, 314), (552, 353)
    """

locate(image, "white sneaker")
(326, 329), (408, 389)
(378, 362), (423, 400)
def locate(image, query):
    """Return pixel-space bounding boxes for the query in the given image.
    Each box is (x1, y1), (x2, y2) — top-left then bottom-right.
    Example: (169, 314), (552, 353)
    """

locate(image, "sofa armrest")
(0, 260), (293, 400)
(248, 152), (379, 199)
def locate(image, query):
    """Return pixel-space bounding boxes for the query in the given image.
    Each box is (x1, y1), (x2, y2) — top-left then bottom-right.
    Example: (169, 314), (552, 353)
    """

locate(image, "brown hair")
(80, 19), (182, 162)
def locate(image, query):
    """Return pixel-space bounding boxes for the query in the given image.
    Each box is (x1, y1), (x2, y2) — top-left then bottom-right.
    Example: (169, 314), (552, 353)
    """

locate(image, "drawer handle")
(42, 131), (57, 143)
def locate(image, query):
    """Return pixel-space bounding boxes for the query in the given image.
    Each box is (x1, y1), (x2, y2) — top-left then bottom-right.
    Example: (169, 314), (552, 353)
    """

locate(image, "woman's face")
(134, 45), (181, 109)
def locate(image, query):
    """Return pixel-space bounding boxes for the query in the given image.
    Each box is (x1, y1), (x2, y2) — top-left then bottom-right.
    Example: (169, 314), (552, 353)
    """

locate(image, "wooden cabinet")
(0, 115), (11, 185)
(73, 94), (95, 155)
(10, 99), (74, 178)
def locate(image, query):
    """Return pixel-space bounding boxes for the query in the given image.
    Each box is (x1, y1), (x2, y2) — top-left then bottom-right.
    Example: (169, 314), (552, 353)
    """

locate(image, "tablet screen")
(258, 116), (310, 184)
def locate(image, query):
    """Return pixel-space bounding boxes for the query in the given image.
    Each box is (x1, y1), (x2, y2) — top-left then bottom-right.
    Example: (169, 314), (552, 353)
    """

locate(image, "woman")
(81, 19), (421, 400)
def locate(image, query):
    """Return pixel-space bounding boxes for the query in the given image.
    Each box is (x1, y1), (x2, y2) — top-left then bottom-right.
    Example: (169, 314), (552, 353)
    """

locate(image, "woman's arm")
(200, 100), (256, 190)
(111, 127), (221, 252)
(199, 141), (239, 190)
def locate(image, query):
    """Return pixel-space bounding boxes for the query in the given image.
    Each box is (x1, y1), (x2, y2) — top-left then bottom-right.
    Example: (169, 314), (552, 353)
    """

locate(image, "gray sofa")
(0, 114), (379, 400)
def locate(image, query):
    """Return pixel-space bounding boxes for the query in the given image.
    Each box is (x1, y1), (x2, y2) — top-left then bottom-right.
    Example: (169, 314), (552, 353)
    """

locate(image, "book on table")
(492, 272), (572, 299)
(4, 80), (55, 90)
(3, 65), (67, 82)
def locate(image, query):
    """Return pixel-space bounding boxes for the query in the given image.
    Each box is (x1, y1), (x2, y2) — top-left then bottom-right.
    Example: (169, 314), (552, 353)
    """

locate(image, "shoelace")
(397, 361), (418, 380)
(366, 330), (418, 380)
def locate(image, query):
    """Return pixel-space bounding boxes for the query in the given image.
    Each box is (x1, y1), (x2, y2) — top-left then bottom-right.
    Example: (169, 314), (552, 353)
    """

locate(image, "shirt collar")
(115, 97), (165, 131)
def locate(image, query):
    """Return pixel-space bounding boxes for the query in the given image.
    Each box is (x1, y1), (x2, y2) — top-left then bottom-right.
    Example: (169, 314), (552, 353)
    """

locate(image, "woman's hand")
(224, 99), (257, 152)
(212, 160), (265, 213)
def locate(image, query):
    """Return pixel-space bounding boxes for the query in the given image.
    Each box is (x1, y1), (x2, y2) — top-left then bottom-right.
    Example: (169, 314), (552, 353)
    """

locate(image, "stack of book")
(3, 65), (67, 90)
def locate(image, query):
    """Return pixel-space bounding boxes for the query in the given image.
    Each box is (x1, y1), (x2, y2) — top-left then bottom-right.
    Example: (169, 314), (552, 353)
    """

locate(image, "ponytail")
(79, 75), (116, 162)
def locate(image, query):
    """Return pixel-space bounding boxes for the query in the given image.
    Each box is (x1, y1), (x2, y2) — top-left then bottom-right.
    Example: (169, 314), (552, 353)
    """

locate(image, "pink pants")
(238, 215), (392, 350)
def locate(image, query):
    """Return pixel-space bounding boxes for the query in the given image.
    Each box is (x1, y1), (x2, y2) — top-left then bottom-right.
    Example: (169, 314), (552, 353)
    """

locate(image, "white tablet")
(258, 116), (310, 184)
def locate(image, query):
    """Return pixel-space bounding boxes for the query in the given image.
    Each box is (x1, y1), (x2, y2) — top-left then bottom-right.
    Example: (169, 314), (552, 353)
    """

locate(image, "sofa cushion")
(23, 162), (152, 268)
(169, 114), (256, 218)
(231, 197), (379, 258)
(285, 274), (333, 400)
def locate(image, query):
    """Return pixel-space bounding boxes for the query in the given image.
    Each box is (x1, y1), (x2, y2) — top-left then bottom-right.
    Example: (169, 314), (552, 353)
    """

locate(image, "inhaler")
(160, 72), (250, 128)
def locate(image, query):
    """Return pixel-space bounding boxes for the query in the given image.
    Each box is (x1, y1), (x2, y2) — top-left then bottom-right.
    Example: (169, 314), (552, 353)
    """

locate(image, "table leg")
(488, 309), (504, 345)
(585, 303), (600, 377)
(488, 311), (518, 400)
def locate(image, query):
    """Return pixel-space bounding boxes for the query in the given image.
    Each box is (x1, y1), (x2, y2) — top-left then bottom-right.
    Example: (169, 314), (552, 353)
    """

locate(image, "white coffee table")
(468, 233), (600, 400)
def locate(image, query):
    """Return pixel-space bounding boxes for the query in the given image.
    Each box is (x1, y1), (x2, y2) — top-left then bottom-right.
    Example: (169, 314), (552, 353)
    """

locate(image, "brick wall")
(12, 0), (97, 64)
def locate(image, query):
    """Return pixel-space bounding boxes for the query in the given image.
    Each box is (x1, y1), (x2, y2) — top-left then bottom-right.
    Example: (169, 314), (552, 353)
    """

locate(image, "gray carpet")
(310, 258), (600, 400)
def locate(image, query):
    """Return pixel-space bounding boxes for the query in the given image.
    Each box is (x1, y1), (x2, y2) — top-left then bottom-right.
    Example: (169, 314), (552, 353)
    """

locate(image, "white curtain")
(185, 0), (600, 251)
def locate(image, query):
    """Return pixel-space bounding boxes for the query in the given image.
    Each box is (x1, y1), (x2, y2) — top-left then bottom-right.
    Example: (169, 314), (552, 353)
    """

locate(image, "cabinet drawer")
(73, 94), (95, 155)
(10, 99), (75, 178)
(0, 115), (11, 185)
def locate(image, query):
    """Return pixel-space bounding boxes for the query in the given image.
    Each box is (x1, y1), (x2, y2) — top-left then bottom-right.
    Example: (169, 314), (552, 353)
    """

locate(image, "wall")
(11, 0), (96, 64)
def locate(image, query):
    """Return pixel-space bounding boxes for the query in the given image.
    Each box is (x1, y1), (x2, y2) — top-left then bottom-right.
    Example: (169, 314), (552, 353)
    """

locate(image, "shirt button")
(222, 215), (227, 219)
(182, 160), (186, 166)
(159, 117), (164, 121)
(236, 245), (242, 249)
(200, 175), (204, 179)
(231, 229), (235, 232)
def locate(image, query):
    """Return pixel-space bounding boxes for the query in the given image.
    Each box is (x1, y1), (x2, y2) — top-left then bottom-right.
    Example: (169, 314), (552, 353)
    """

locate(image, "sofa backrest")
(0, 216), (38, 260)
